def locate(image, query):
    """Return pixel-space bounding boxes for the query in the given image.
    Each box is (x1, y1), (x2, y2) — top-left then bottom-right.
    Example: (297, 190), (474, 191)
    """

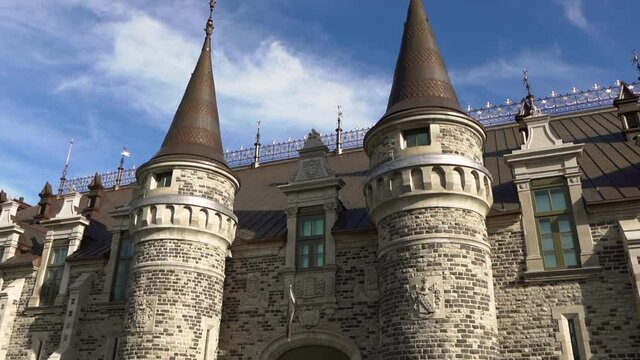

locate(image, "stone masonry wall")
(76, 270), (126, 360)
(121, 240), (227, 359)
(377, 208), (498, 359)
(122, 166), (236, 359)
(491, 216), (640, 359)
(2, 266), (127, 360)
(175, 169), (236, 209)
(2, 273), (65, 360)
(219, 241), (379, 360)
(439, 124), (483, 163)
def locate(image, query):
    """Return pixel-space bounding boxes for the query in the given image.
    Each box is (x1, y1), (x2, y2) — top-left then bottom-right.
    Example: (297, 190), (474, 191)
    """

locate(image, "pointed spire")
(88, 173), (104, 190)
(150, 1), (226, 166)
(39, 182), (53, 198)
(383, 0), (462, 119)
(618, 81), (637, 101)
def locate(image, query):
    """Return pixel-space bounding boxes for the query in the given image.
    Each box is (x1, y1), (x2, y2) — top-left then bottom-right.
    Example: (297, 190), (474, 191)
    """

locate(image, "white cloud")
(451, 47), (604, 89)
(56, 12), (388, 142)
(556, 0), (592, 34)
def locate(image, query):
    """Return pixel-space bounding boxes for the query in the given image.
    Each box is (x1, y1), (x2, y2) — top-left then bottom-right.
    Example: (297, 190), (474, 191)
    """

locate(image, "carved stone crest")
(239, 274), (268, 312)
(298, 307), (321, 329)
(131, 297), (157, 332)
(355, 265), (379, 301)
(408, 277), (444, 320)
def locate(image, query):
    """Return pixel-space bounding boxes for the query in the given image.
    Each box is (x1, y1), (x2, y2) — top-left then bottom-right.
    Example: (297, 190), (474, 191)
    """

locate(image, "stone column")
(121, 161), (238, 360)
(364, 111), (498, 359)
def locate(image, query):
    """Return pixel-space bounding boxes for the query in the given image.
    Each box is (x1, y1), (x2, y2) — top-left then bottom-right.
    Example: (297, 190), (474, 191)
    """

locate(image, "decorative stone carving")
(355, 265), (379, 301)
(295, 276), (326, 299)
(323, 202), (338, 212)
(239, 274), (268, 313)
(131, 297), (157, 332)
(298, 307), (321, 329)
(284, 206), (298, 218)
(288, 129), (338, 182)
(408, 277), (444, 320)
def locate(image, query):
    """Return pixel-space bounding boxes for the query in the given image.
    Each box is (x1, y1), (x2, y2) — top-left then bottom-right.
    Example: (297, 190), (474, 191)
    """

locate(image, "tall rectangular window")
(532, 178), (581, 270)
(403, 128), (430, 148)
(111, 237), (134, 301)
(567, 318), (583, 360)
(40, 246), (68, 306)
(0, 246), (4, 261)
(296, 206), (325, 269)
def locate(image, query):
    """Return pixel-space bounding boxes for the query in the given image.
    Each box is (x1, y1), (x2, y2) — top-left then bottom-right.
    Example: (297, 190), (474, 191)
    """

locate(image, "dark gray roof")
(487, 108), (640, 212)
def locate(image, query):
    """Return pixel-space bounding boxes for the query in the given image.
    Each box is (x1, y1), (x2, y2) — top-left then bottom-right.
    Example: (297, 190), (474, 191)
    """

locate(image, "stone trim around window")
(552, 305), (592, 360)
(619, 218), (640, 319)
(505, 115), (600, 281)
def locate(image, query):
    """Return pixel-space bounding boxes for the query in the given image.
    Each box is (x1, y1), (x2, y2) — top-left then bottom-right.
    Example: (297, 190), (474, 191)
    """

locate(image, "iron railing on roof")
(60, 82), (638, 193)
(62, 168), (136, 194)
(472, 82), (637, 126)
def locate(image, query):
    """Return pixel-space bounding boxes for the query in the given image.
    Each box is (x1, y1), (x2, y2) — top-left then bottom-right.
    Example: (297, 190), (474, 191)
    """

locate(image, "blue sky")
(1, 0), (639, 203)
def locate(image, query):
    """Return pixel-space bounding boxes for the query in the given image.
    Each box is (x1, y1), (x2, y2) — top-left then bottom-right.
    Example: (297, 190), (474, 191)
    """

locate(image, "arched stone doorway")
(278, 346), (350, 360)
(259, 329), (362, 360)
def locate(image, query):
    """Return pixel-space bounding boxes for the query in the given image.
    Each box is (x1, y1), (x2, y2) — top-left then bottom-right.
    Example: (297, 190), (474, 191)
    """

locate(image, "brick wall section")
(439, 124), (483, 163)
(175, 169), (235, 209)
(2, 274), (65, 360)
(219, 243), (380, 359)
(377, 208), (498, 359)
(76, 270), (126, 360)
(491, 219), (640, 359)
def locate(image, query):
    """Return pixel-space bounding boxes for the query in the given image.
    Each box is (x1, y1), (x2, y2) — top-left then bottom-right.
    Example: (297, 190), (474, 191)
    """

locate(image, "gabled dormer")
(279, 129), (345, 315)
(505, 90), (599, 282)
(613, 81), (640, 143)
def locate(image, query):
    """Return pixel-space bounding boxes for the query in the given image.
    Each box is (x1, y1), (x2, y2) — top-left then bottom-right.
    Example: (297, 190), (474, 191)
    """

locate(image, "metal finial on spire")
(633, 49), (640, 80)
(58, 138), (74, 197)
(255, 120), (261, 144)
(116, 147), (131, 189)
(206, 0), (216, 36)
(523, 70), (533, 98)
(253, 120), (262, 168)
(336, 105), (344, 155)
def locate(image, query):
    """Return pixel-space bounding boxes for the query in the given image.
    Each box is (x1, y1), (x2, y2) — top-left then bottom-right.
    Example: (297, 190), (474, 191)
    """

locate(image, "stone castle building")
(1, 0), (640, 359)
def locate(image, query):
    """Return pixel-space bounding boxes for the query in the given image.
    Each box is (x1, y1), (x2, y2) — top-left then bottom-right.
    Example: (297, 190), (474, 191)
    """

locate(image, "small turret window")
(155, 172), (173, 188)
(403, 128), (430, 148)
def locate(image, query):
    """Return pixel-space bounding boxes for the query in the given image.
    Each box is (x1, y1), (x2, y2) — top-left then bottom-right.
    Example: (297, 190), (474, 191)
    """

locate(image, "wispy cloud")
(451, 46), (607, 105)
(56, 10), (388, 143)
(556, 0), (593, 34)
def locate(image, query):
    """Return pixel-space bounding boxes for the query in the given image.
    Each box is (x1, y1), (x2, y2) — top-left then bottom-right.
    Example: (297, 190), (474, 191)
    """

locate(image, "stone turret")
(363, 0), (498, 358)
(121, 5), (239, 360)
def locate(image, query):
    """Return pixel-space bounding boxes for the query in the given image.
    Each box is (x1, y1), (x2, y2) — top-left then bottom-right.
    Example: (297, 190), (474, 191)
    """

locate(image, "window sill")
(524, 266), (602, 283)
(24, 305), (64, 315)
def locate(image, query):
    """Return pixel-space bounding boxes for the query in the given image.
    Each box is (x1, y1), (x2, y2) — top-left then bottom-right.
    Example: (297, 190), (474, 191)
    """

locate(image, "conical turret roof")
(382, 0), (462, 119)
(150, 16), (226, 166)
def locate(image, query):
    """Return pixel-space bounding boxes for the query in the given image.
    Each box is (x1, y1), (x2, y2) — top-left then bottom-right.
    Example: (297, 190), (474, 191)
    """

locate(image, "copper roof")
(382, 0), (462, 120)
(149, 17), (226, 166)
